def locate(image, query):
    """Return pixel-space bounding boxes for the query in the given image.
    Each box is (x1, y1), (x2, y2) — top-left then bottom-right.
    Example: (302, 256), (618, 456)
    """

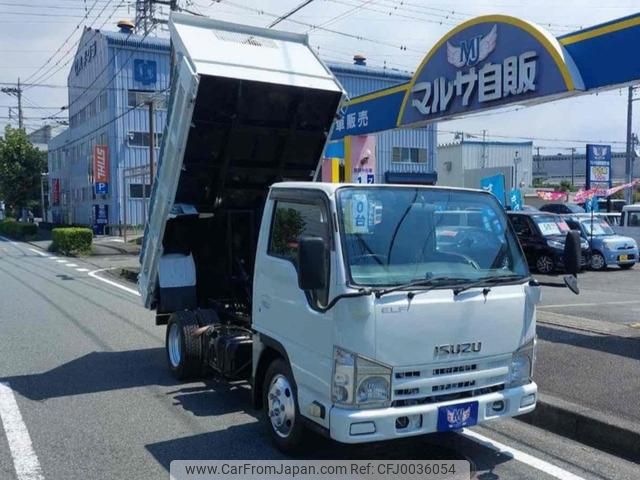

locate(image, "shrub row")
(0, 219), (38, 239)
(51, 227), (93, 255)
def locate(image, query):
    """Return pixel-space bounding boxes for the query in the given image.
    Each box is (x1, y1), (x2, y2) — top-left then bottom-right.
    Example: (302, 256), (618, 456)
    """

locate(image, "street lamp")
(513, 150), (521, 190)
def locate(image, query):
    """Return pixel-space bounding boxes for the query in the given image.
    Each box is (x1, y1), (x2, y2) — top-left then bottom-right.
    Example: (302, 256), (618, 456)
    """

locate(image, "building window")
(127, 89), (167, 109)
(127, 131), (163, 147)
(392, 147), (428, 163)
(129, 183), (152, 199)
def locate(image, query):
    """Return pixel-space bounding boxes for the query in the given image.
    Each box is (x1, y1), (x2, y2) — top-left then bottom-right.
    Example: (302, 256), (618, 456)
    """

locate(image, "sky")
(0, 0), (638, 155)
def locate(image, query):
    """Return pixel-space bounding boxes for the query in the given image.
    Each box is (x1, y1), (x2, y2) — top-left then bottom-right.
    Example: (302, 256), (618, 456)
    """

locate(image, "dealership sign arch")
(331, 12), (640, 140)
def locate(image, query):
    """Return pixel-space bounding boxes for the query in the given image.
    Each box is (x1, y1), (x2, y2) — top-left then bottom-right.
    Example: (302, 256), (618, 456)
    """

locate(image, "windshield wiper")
(375, 276), (469, 298)
(452, 274), (529, 296)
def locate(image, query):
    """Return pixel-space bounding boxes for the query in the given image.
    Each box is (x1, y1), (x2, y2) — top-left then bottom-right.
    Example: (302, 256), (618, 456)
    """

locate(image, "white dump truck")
(139, 13), (581, 453)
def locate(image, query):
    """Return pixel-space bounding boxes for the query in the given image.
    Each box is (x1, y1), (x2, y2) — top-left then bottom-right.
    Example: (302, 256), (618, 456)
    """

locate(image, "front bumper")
(604, 248), (638, 265)
(329, 382), (537, 444)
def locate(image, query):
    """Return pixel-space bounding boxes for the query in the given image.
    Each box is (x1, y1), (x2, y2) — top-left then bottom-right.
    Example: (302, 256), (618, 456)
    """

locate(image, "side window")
(510, 216), (530, 236)
(629, 212), (640, 227)
(268, 199), (331, 307)
(268, 200), (329, 262)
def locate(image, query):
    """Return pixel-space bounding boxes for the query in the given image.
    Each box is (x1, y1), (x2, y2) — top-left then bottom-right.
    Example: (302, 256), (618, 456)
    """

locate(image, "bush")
(51, 227), (93, 255)
(0, 219), (38, 239)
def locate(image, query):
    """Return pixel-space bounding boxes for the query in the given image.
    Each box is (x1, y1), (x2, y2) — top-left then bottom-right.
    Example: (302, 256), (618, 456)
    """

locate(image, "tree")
(0, 126), (46, 217)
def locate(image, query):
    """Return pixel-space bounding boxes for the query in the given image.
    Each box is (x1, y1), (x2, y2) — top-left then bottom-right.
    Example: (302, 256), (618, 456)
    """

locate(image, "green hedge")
(51, 227), (93, 255)
(0, 219), (38, 239)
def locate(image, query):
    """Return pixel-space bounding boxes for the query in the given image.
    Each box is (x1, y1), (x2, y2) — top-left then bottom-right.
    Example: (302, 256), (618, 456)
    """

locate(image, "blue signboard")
(585, 144), (611, 190)
(93, 204), (109, 235)
(331, 85), (408, 141)
(480, 174), (506, 206)
(95, 182), (108, 195)
(509, 188), (523, 211)
(398, 17), (581, 127)
(134, 59), (157, 86)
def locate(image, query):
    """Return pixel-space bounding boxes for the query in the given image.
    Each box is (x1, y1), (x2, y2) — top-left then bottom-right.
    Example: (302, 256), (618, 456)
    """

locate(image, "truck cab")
(616, 204), (640, 245)
(139, 12), (550, 453)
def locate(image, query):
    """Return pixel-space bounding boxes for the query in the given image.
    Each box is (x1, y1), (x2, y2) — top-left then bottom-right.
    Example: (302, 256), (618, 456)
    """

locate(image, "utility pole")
(147, 100), (155, 222)
(570, 147), (576, 188)
(625, 86), (636, 205)
(481, 129), (487, 168)
(135, 0), (179, 35)
(1, 78), (23, 129)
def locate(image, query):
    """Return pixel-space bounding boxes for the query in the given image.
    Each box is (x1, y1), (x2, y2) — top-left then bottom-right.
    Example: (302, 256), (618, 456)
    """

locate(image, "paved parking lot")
(536, 263), (640, 326)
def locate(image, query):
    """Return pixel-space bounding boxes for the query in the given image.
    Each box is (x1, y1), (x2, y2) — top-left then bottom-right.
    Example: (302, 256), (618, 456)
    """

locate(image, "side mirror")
(297, 236), (327, 291)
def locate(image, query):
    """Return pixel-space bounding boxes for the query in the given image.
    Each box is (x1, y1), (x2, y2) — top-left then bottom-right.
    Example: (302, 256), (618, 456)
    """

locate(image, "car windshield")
(336, 187), (528, 287)
(533, 215), (570, 237)
(580, 218), (615, 236)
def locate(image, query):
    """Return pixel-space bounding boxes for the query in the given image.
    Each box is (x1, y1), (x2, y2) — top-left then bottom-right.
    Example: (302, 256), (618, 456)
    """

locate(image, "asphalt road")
(0, 237), (638, 480)
(536, 264), (640, 325)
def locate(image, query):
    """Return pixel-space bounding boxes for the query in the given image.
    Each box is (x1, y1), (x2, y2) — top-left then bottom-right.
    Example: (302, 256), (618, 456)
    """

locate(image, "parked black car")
(539, 203), (585, 214)
(507, 211), (590, 273)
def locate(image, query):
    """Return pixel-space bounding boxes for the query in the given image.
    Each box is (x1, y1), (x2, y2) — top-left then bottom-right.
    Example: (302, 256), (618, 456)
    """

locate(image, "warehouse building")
(47, 21), (170, 228)
(47, 27), (437, 230)
(437, 140), (533, 191)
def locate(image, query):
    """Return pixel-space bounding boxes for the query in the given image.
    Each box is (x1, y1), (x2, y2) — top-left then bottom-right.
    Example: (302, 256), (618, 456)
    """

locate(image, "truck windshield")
(336, 187), (528, 287)
(580, 219), (614, 236)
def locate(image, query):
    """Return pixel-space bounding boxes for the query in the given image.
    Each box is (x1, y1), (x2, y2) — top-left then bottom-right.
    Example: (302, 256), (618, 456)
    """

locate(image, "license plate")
(619, 255), (629, 262)
(437, 401), (478, 432)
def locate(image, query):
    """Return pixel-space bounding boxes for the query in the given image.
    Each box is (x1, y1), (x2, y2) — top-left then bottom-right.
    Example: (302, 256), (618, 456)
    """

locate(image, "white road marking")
(0, 382), (44, 480)
(88, 268), (140, 296)
(75, 268), (89, 273)
(65, 264), (78, 268)
(539, 300), (640, 309)
(27, 249), (49, 257)
(55, 260), (67, 264)
(461, 428), (585, 480)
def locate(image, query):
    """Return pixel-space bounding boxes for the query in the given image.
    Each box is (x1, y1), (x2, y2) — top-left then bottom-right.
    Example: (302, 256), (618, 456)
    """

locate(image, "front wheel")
(536, 254), (555, 274)
(590, 252), (606, 271)
(263, 359), (307, 454)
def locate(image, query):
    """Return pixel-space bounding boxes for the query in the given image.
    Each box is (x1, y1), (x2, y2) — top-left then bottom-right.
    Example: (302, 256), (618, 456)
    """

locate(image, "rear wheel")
(166, 311), (203, 380)
(263, 359), (307, 454)
(536, 254), (555, 274)
(590, 252), (606, 271)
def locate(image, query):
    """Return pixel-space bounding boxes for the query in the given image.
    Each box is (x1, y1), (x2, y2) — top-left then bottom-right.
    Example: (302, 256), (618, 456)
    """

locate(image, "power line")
(29, 0), (128, 90)
(22, 0), (103, 84)
(268, 0), (315, 28)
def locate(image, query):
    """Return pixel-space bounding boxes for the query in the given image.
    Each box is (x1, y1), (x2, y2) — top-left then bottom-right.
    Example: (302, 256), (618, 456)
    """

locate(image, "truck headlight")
(333, 347), (391, 408)
(507, 337), (536, 388)
(546, 239), (564, 250)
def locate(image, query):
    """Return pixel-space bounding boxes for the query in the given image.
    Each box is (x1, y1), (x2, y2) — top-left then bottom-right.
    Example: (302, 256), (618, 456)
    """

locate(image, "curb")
(519, 393), (640, 463)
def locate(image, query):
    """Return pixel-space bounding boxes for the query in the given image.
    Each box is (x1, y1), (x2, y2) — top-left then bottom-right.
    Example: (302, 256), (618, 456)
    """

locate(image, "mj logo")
(447, 25), (497, 68)
(134, 59), (157, 86)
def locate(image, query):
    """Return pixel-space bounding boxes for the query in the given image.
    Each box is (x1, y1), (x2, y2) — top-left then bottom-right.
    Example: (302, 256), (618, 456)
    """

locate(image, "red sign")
(51, 178), (60, 206)
(536, 190), (567, 201)
(93, 145), (109, 184)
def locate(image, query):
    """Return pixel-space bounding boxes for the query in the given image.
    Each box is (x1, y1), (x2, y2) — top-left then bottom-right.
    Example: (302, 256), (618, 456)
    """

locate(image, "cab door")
(253, 189), (334, 426)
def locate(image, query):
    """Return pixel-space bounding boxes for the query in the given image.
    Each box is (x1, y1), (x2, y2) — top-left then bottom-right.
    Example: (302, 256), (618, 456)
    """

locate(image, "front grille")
(432, 380), (476, 392)
(433, 364), (477, 376)
(392, 356), (509, 403)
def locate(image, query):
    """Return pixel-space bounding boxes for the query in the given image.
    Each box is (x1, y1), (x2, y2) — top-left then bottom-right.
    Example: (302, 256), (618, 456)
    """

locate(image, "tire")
(262, 359), (307, 454)
(536, 254), (555, 274)
(166, 311), (204, 380)
(620, 263), (635, 270)
(590, 252), (606, 271)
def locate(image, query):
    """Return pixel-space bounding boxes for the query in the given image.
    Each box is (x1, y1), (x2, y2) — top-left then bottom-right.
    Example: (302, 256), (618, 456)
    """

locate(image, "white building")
(437, 140), (533, 191)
